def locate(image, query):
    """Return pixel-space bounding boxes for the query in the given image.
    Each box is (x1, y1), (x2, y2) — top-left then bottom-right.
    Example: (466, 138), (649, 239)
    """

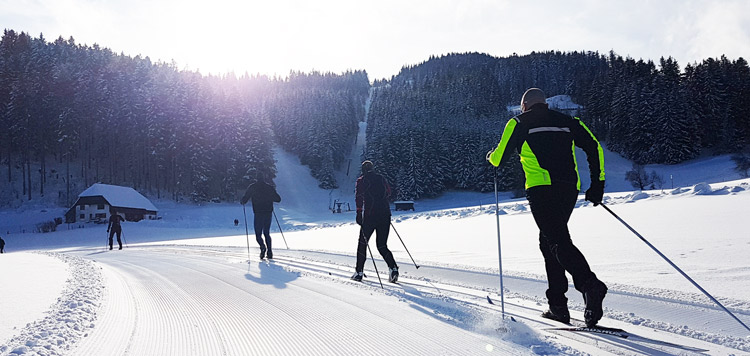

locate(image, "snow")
(78, 183), (158, 212)
(0, 253), (102, 355)
(2, 141), (750, 354)
(0, 253), (68, 342)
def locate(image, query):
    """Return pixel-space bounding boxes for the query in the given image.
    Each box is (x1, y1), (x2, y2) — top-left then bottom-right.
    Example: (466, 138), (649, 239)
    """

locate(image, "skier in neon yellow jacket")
(487, 88), (608, 327)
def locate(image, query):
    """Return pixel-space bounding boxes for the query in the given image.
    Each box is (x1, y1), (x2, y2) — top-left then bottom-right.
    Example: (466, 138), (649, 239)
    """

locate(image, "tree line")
(0, 30), (367, 207)
(366, 51), (750, 200)
(3, 29), (748, 206)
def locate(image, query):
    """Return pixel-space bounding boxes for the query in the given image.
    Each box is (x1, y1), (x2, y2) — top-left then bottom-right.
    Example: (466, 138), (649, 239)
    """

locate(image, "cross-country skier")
(0, 236), (5, 253)
(487, 88), (608, 327)
(351, 160), (399, 283)
(107, 208), (125, 250)
(240, 172), (281, 259)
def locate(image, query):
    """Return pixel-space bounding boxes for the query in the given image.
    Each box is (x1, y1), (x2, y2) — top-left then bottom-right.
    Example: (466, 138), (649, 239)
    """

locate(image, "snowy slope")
(2, 178), (750, 355)
(2, 94), (750, 354)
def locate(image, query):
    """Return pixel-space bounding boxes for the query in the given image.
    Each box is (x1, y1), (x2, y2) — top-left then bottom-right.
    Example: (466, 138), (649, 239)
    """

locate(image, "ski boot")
(389, 267), (399, 283)
(541, 304), (570, 324)
(583, 279), (608, 327)
(351, 271), (363, 282)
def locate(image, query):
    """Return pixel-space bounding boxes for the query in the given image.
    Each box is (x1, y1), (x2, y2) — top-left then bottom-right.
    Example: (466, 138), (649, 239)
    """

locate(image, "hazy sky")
(2, 0), (749, 80)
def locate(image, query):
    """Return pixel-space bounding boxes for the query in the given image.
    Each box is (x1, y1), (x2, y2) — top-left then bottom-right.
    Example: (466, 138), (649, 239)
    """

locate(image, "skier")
(487, 88), (608, 327)
(351, 160), (399, 283)
(107, 209), (125, 250)
(0, 236), (5, 253)
(240, 172), (281, 259)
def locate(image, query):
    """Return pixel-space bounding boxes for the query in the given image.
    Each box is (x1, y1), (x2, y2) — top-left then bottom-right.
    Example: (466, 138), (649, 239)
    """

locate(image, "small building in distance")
(65, 183), (158, 223)
(394, 201), (415, 211)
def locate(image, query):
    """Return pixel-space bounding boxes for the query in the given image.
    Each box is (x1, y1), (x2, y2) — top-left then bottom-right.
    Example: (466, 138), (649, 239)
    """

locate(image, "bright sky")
(2, 0), (749, 81)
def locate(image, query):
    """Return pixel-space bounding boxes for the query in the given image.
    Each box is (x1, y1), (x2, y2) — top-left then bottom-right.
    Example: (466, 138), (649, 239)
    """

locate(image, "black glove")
(356, 211), (363, 226)
(585, 180), (605, 206)
(106, 229), (109, 233)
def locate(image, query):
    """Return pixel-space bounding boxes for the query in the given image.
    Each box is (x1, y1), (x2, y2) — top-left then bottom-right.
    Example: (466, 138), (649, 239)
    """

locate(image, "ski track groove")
(118, 254), (280, 356)
(159, 247), (690, 356)
(70, 257), (138, 356)
(173, 253), (457, 356)
(266, 254), (740, 355)
(169, 252), (490, 355)
(68, 245), (742, 355)
(71, 248), (507, 355)
(123, 258), (224, 355)
(157, 256), (332, 356)
(148, 247), (501, 355)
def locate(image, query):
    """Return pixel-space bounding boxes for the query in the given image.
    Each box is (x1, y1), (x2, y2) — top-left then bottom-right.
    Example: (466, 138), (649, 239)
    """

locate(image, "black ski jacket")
(108, 214), (125, 231)
(241, 181), (281, 213)
(488, 104), (605, 190)
(355, 171), (392, 221)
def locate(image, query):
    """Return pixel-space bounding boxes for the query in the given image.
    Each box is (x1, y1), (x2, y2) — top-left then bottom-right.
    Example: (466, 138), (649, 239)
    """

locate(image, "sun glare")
(147, 1), (351, 77)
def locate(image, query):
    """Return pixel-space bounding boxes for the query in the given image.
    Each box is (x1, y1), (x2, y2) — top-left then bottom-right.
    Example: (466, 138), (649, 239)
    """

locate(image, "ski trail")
(264, 253), (742, 355)
(70, 260), (136, 355)
(329, 86), (373, 210)
(71, 248), (521, 356)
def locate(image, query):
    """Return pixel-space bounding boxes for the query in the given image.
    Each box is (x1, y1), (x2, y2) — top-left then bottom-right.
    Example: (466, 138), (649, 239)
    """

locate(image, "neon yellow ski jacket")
(488, 104), (604, 190)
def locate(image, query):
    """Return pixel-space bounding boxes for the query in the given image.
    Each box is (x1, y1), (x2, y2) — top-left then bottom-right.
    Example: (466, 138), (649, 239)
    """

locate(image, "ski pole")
(390, 222), (419, 269)
(272, 211), (290, 249)
(601, 203), (750, 334)
(363, 229), (384, 289)
(122, 230), (128, 248)
(494, 168), (506, 318)
(242, 204), (251, 260)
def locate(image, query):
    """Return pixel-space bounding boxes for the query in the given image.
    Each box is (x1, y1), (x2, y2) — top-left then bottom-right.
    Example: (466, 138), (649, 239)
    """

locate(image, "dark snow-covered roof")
(79, 183), (158, 212)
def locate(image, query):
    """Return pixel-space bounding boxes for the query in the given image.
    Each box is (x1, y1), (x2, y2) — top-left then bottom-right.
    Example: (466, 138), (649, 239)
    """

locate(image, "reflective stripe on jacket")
(488, 104), (604, 190)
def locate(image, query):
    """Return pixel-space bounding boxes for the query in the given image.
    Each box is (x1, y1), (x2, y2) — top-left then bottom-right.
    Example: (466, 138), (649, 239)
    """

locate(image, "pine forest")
(2, 30), (749, 205)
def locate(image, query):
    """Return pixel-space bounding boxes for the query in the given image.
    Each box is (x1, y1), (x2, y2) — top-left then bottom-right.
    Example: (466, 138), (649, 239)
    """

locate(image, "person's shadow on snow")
(245, 261), (299, 289)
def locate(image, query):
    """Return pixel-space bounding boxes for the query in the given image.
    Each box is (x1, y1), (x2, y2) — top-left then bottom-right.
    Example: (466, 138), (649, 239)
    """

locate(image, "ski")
(545, 325), (628, 338)
(486, 296), (708, 352)
(547, 326), (709, 352)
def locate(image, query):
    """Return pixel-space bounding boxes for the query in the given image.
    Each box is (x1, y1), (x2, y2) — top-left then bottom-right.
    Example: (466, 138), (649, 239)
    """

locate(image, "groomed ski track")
(68, 247), (525, 356)
(67, 245), (744, 356)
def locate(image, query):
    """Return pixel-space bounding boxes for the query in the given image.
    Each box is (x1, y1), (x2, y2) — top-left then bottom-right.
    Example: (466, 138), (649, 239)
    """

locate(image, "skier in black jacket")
(0, 236), (5, 253)
(351, 160), (399, 283)
(107, 209), (125, 250)
(241, 172), (282, 259)
(487, 88), (608, 327)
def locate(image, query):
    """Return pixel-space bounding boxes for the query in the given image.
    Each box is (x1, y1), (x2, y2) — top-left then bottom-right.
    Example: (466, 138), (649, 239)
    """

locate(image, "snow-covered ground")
(2, 142), (750, 355)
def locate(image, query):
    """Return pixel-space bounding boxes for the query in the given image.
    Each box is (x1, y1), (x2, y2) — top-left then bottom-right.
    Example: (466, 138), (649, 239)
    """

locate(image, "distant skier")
(234, 219), (239, 227)
(351, 160), (399, 283)
(107, 209), (125, 250)
(240, 172), (281, 259)
(487, 88), (608, 327)
(0, 235), (5, 253)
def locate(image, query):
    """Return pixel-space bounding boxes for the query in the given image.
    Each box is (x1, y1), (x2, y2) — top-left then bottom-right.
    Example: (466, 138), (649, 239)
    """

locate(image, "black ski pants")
(109, 227), (122, 249)
(355, 216), (397, 273)
(527, 184), (599, 307)
(254, 211), (273, 252)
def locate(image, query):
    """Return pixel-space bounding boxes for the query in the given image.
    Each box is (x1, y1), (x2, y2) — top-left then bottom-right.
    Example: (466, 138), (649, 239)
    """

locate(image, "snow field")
(1, 139), (750, 355)
(0, 253), (102, 355)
